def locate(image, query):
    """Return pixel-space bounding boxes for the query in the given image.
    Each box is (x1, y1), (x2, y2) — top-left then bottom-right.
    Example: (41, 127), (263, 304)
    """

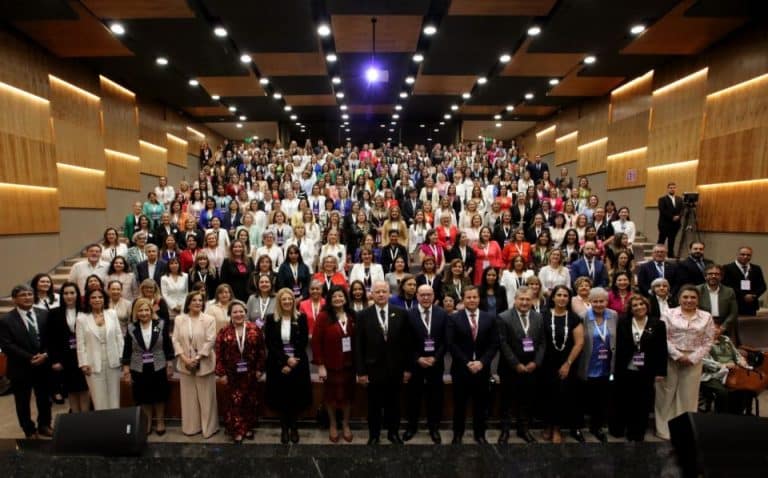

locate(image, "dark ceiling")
(1, 0), (760, 145)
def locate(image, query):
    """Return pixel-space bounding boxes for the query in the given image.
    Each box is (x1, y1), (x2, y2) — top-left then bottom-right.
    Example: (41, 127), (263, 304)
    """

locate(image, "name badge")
(741, 279), (751, 291)
(598, 346), (609, 361)
(292, 284), (302, 297)
(632, 352), (645, 367)
(69, 336), (77, 350)
(255, 318), (264, 329)
(283, 344), (295, 357)
(424, 338), (435, 353)
(236, 360), (248, 373)
(522, 337), (534, 353)
(141, 352), (154, 364)
(341, 337), (352, 353)
(482, 260), (490, 270)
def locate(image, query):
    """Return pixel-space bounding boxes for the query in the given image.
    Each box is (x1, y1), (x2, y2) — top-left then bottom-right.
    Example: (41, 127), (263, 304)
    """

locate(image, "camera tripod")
(677, 203), (701, 259)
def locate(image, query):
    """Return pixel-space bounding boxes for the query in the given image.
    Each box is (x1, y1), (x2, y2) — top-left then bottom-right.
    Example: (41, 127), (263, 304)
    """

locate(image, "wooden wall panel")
(105, 149), (140, 191)
(100, 76), (139, 156)
(702, 73), (768, 139)
(139, 102), (167, 146)
(607, 112), (650, 155)
(166, 133), (188, 167)
(555, 108), (579, 136)
(49, 76), (105, 170)
(577, 99), (609, 145)
(554, 131), (578, 165)
(607, 148), (647, 190)
(0, 185), (59, 235)
(56, 164), (106, 209)
(698, 127), (768, 184)
(0, 31), (50, 99)
(644, 160), (698, 207)
(698, 180), (768, 232)
(165, 108), (186, 139)
(535, 125), (556, 155)
(705, 28), (768, 94)
(0, 82), (53, 142)
(139, 140), (167, 177)
(0, 133), (58, 187)
(577, 137), (607, 175)
(610, 71), (653, 123)
(186, 125), (206, 156)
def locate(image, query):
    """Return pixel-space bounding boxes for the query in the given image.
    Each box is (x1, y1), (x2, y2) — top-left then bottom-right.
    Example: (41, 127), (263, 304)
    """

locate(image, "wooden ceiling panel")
(197, 71), (266, 98)
(448, 0), (557, 16)
(458, 105), (503, 115)
(284, 95), (337, 106)
(621, 0), (747, 55)
(501, 39), (584, 77)
(511, 105), (558, 116)
(184, 106), (231, 117)
(549, 72), (625, 97)
(331, 15), (422, 53)
(252, 53), (327, 76)
(81, 0), (195, 19)
(413, 75), (477, 95)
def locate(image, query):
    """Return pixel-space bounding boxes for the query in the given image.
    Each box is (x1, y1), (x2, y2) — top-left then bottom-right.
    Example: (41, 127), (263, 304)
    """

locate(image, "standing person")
(264, 288), (312, 444)
(472, 227), (503, 285)
(220, 240), (255, 302)
(675, 241), (713, 287)
(637, 245), (678, 298)
(380, 230), (409, 274)
(497, 287), (546, 444)
(172, 291), (219, 439)
(276, 244), (312, 300)
(541, 285), (585, 443)
(657, 183), (683, 256)
(312, 286), (357, 443)
(76, 288), (124, 410)
(570, 241), (608, 289)
(654, 286), (715, 440)
(68, 244), (109, 294)
(722, 246), (767, 316)
(47, 282), (90, 413)
(403, 285), (448, 444)
(121, 298), (175, 435)
(160, 257), (188, 322)
(614, 295), (667, 442)
(0, 285), (53, 438)
(215, 301), (266, 444)
(696, 265), (739, 342)
(446, 285), (500, 444)
(354, 281), (411, 445)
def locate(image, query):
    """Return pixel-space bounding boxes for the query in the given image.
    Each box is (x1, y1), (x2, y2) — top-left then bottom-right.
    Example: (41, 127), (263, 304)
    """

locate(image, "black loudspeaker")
(669, 412), (768, 477)
(52, 407), (147, 456)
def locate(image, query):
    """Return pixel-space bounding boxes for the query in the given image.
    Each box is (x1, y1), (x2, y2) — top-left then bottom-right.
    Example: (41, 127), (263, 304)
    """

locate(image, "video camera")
(683, 192), (699, 207)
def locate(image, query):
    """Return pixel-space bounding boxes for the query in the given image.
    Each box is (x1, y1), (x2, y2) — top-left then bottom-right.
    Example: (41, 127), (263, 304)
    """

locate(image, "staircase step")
(0, 305), (12, 315)
(54, 266), (73, 276)
(0, 298), (13, 308)
(63, 258), (82, 267)
(51, 273), (70, 285)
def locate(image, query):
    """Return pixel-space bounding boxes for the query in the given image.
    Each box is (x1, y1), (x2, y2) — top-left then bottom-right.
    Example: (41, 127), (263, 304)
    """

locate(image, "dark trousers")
(12, 371), (52, 435)
(657, 224), (680, 257)
(542, 372), (583, 429)
(406, 367), (444, 432)
(500, 371), (537, 432)
(366, 381), (401, 438)
(452, 372), (490, 437)
(584, 376), (611, 432)
(614, 372), (654, 441)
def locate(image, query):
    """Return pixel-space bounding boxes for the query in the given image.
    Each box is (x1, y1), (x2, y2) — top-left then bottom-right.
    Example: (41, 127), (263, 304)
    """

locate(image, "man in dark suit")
(637, 244), (678, 298)
(0, 285), (52, 438)
(497, 286), (546, 443)
(403, 285), (448, 444)
(697, 265), (739, 342)
(401, 188), (422, 226)
(722, 246), (767, 316)
(354, 281), (411, 445)
(446, 286), (499, 444)
(380, 230), (409, 273)
(657, 182), (683, 257)
(592, 207), (615, 243)
(136, 244), (169, 288)
(526, 154), (549, 183)
(676, 241), (713, 287)
(570, 241), (608, 289)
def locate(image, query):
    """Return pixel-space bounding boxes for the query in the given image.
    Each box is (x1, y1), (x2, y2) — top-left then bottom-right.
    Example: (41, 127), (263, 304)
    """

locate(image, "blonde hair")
(131, 297), (154, 323)
(273, 287), (298, 321)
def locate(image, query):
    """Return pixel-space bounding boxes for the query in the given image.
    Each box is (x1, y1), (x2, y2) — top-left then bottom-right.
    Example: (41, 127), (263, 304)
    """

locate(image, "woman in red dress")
(311, 285), (356, 443)
(472, 226), (503, 285)
(215, 301), (266, 444)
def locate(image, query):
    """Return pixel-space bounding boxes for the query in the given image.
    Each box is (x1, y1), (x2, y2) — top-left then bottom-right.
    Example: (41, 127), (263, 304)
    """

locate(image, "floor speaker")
(52, 406), (147, 456)
(669, 412), (768, 477)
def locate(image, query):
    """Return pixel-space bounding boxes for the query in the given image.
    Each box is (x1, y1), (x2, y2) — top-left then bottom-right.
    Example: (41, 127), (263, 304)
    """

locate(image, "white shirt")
(708, 287), (720, 318)
(280, 318), (291, 343)
(154, 185), (175, 206)
(161, 273), (189, 311)
(611, 220), (636, 244)
(538, 266), (571, 292)
(17, 307), (38, 333)
(140, 322), (153, 347)
(101, 244), (128, 262)
(68, 259), (110, 294)
(254, 245), (284, 272)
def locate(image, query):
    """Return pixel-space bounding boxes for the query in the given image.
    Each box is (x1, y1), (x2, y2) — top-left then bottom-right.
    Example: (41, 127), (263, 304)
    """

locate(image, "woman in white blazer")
(348, 247), (385, 291)
(76, 288), (124, 410)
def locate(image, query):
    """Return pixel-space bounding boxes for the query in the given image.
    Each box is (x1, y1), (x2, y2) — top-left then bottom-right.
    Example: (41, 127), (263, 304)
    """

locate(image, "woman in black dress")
(264, 288), (312, 444)
(541, 285), (585, 443)
(48, 282), (90, 412)
(220, 240), (255, 302)
(121, 297), (175, 434)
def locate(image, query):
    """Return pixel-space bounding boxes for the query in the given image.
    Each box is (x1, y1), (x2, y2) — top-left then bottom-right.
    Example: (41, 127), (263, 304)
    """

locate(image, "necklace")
(551, 311), (568, 352)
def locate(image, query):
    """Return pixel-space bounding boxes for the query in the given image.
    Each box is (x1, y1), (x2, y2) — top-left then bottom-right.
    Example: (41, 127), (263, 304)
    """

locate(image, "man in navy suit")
(657, 182), (683, 256)
(446, 285), (499, 444)
(0, 285), (52, 438)
(526, 154), (549, 183)
(676, 241), (713, 287)
(402, 285), (448, 444)
(570, 241), (607, 289)
(637, 244), (678, 297)
(135, 244), (168, 289)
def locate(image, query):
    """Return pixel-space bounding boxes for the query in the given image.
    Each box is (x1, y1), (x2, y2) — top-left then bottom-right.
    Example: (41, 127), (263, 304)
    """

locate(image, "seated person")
(700, 324), (751, 415)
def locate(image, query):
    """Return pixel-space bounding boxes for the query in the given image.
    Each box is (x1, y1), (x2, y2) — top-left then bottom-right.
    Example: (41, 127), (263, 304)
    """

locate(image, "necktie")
(742, 264), (749, 275)
(469, 312), (478, 341)
(379, 309), (388, 337)
(26, 311), (40, 350)
(656, 262), (664, 278)
(696, 260), (704, 272)
(423, 308), (431, 329)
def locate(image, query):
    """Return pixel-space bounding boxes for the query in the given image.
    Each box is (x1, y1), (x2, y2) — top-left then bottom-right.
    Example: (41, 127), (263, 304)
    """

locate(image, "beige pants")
(654, 359), (703, 439)
(86, 359), (121, 411)
(179, 373), (219, 438)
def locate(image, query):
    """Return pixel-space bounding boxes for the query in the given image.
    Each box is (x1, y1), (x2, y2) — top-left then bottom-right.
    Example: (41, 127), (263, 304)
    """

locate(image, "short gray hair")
(588, 287), (608, 300)
(514, 286), (533, 299)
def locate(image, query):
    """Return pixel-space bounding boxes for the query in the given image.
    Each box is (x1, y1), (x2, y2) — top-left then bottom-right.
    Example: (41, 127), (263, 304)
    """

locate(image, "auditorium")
(1, 1), (767, 476)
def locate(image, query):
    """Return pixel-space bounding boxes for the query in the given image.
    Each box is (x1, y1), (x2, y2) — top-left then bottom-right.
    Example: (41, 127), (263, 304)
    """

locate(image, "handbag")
(725, 350), (768, 393)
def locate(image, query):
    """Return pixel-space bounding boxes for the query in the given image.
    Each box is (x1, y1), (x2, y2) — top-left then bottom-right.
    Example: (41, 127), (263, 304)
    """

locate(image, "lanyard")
(235, 324), (246, 357)
(585, 260), (595, 278)
(551, 312), (568, 351)
(421, 308), (431, 336)
(592, 314), (608, 343)
(737, 262), (750, 278)
(258, 297), (270, 317)
(655, 262), (664, 276)
(325, 275), (333, 290)
(425, 274), (434, 287)
(514, 243), (523, 257)
(454, 280), (462, 296)
(290, 263), (298, 281)
(517, 311), (530, 336)
(377, 308), (388, 333)
(338, 313), (348, 335)
(197, 271), (207, 283)
(631, 317), (646, 348)
(311, 301), (320, 321)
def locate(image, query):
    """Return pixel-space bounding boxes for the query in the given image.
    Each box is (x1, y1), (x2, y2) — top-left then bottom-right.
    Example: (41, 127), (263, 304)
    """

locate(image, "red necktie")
(469, 312), (478, 341)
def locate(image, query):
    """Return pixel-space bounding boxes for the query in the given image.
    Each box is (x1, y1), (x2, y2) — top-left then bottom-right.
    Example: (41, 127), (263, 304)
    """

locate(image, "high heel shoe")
(342, 428), (353, 443)
(329, 431), (340, 443)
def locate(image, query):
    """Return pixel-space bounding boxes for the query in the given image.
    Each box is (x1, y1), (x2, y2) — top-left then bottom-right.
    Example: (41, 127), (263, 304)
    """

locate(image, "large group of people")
(1, 138), (765, 445)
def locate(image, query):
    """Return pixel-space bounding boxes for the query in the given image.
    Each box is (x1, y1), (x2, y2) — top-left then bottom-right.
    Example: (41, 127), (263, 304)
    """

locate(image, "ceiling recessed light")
(228, 106), (236, 112)
(239, 115), (246, 121)
(236, 123), (243, 128)
(240, 54), (251, 63)
(506, 105), (514, 111)
(393, 114), (400, 119)
(317, 24), (331, 37)
(444, 114), (451, 120)
(343, 121), (349, 126)
(395, 105), (403, 111)
(494, 114), (501, 120)
(332, 76), (341, 84)
(434, 128), (439, 132)
(380, 124), (385, 128)
(156, 57), (168, 66)
(420, 124), (425, 128)
(451, 104), (459, 111)
(259, 77), (269, 85)
(439, 121), (445, 126)
(273, 92), (282, 99)
(525, 92), (534, 100)
(346, 137), (351, 141)
(427, 137), (432, 141)
(405, 76), (415, 84)
(289, 114), (297, 120)
(284, 105), (292, 111)
(336, 91), (344, 98)
(499, 53), (511, 63)
(389, 128), (394, 132)
(462, 92), (471, 99)
(211, 95), (220, 100)
(254, 136), (259, 140)
(390, 121), (396, 125)
(584, 55), (597, 64)
(296, 122), (301, 126)
(109, 22), (125, 36)
(477, 77), (487, 85)
(326, 53), (337, 63)
(549, 78), (560, 85)
(399, 92), (408, 98)
(213, 26), (227, 37)
(188, 79), (199, 86)
(342, 114), (349, 120)
(412, 53), (424, 63)
(527, 26), (541, 36)
(423, 25), (437, 36)
(340, 104), (347, 110)
(387, 137), (392, 141)
(630, 24), (646, 35)
(345, 128), (350, 132)
(496, 122), (502, 128)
